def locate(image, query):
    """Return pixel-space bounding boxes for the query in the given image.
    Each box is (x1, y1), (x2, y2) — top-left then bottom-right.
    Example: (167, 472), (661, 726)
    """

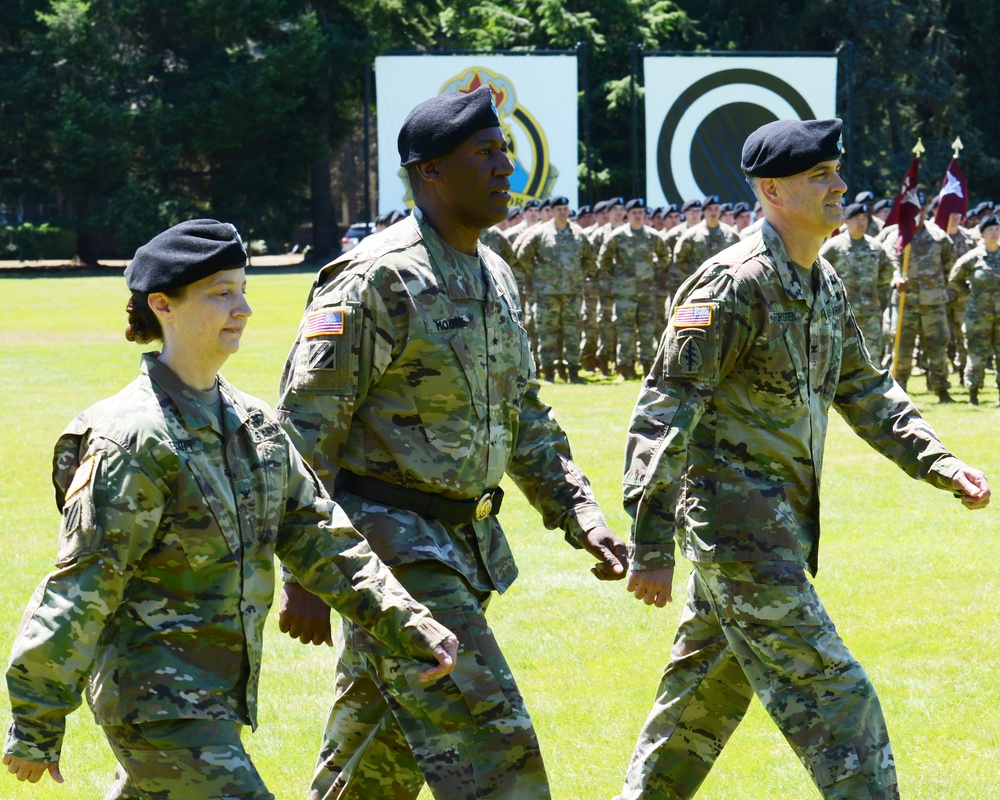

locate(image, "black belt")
(334, 469), (503, 524)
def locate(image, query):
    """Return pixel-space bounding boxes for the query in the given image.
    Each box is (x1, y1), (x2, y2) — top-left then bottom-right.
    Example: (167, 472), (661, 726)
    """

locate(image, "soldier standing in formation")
(949, 214), (1000, 404)
(276, 86), (627, 800)
(590, 197), (626, 375)
(671, 194), (740, 295)
(615, 118), (990, 800)
(2, 220), (457, 797)
(515, 196), (595, 382)
(820, 201), (894, 359)
(598, 198), (670, 380)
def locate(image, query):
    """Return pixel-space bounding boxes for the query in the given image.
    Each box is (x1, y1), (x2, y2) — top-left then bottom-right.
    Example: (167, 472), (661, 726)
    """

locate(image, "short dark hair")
(125, 287), (184, 345)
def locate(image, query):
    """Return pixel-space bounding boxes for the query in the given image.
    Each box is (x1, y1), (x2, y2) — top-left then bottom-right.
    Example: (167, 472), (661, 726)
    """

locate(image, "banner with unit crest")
(375, 54), (578, 213)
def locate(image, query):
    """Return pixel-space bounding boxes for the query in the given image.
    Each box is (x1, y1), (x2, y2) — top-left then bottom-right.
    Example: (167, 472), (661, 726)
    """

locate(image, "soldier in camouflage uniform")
(883, 211), (957, 400)
(819, 202), (893, 358)
(598, 198), (671, 379)
(671, 194), (740, 295)
(2, 220), (456, 797)
(589, 197), (627, 375)
(515, 196), (595, 382)
(615, 119), (990, 800)
(579, 200), (607, 371)
(503, 199), (540, 358)
(653, 203), (684, 333)
(275, 87), (627, 800)
(949, 214), (1000, 404)
(941, 211), (978, 373)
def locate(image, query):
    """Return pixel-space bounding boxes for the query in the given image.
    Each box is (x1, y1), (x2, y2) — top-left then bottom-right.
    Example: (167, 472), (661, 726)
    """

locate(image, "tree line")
(0, 0), (994, 263)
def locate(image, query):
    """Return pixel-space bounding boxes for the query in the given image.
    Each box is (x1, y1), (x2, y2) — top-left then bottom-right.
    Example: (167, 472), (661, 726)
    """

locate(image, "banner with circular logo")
(644, 55), (837, 207)
(376, 55), (577, 213)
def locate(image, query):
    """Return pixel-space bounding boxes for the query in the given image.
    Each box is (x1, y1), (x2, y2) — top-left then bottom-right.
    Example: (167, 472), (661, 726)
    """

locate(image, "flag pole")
(890, 138), (925, 383)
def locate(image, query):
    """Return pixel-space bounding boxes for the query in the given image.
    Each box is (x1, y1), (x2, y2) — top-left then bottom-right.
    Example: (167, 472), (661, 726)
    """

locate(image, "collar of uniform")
(760, 219), (818, 305)
(413, 207), (485, 301)
(141, 352), (224, 435)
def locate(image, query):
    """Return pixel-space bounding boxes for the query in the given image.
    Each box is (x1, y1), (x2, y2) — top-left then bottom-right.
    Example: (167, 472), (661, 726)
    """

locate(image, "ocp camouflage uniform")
(616, 221), (967, 800)
(480, 225), (516, 268)
(671, 220), (739, 295)
(515, 219), (595, 375)
(502, 220), (538, 358)
(276, 209), (608, 800)
(949, 244), (1000, 393)
(946, 225), (979, 372)
(588, 222), (621, 371)
(885, 225), (955, 392)
(4, 355), (448, 800)
(580, 223), (603, 370)
(598, 224), (670, 373)
(819, 231), (893, 357)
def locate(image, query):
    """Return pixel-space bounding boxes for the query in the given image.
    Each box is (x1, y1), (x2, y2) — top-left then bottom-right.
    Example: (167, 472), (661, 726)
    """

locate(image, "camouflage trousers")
(515, 272), (538, 364)
(615, 561), (899, 800)
(596, 279), (618, 368)
(892, 302), (951, 391)
(963, 315), (1000, 388)
(614, 294), (659, 370)
(535, 292), (582, 368)
(310, 563), (550, 800)
(947, 296), (969, 370)
(580, 280), (601, 363)
(102, 719), (273, 800)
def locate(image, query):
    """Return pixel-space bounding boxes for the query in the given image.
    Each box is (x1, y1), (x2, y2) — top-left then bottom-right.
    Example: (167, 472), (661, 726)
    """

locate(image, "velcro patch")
(305, 308), (346, 338)
(65, 456), (96, 502)
(674, 304), (712, 327)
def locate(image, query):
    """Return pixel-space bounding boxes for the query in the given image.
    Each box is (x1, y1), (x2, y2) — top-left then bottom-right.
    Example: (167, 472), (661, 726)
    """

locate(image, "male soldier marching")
(276, 86), (627, 800)
(515, 195), (595, 382)
(615, 118), (989, 800)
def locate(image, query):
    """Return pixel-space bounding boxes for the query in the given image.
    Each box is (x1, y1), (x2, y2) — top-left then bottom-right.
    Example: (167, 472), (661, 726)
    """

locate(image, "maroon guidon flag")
(884, 154), (921, 256)
(932, 155), (968, 229)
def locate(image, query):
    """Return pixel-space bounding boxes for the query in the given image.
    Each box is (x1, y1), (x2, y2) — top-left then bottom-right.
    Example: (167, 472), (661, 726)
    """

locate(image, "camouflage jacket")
(671, 221), (739, 294)
(5, 355), (446, 764)
(623, 221), (964, 576)
(819, 232), (893, 317)
(479, 226), (517, 271)
(514, 219), (596, 294)
(949, 244), (1000, 319)
(885, 225), (955, 305)
(597, 224), (670, 298)
(276, 210), (607, 594)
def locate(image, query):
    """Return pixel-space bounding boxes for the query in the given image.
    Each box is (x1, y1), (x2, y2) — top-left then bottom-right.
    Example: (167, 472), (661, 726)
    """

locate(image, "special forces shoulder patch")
(665, 303), (718, 381)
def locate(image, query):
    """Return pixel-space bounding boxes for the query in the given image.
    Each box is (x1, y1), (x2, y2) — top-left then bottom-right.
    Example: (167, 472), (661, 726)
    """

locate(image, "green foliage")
(0, 222), (74, 260)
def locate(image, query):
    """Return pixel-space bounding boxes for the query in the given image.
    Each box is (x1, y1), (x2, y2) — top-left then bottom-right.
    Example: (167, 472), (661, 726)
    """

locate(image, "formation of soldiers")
(476, 190), (1000, 404)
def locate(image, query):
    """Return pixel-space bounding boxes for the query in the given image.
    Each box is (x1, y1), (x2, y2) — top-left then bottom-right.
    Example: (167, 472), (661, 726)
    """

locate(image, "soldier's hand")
(582, 525), (627, 580)
(952, 466), (990, 510)
(279, 582), (333, 646)
(419, 635), (460, 683)
(626, 568), (674, 607)
(3, 753), (63, 784)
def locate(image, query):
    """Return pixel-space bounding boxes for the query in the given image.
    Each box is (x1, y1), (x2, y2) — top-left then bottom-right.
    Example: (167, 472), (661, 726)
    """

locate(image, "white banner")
(376, 55), (578, 213)
(644, 56), (838, 207)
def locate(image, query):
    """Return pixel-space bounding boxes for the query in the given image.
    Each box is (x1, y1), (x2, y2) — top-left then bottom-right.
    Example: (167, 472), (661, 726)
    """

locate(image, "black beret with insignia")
(681, 198), (702, 212)
(702, 194), (721, 207)
(843, 202), (868, 220)
(732, 201), (752, 215)
(741, 118), (843, 178)
(666, 203), (681, 214)
(979, 215), (1000, 232)
(397, 85), (500, 167)
(577, 204), (591, 215)
(625, 198), (645, 211)
(125, 219), (247, 293)
(872, 198), (892, 213)
(551, 196), (570, 207)
(608, 196), (625, 208)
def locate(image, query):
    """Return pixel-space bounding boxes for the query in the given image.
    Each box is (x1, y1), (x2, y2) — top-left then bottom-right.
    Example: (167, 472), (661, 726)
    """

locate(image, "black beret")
(625, 198), (645, 211)
(843, 202), (868, 220)
(523, 199), (541, 209)
(979, 215), (1000, 232)
(507, 205), (523, 221)
(608, 196), (625, 208)
(681, 198), (702, 212)
(741, 118), (843, 178)
(397, 85), (500, 167)
(539, 198), (552, 209)
(970, 201), (993, 216)
(719, 202), (733, 212)
(577, 204), (591, 215)
(732, 201), (752, 215)
(651, 206), (665, 218)
(666, 203), (681, 214)
(551, 196), (570, 207)
(702, 194), (721, 207)
(872, 198), (892, 212)
(591, 200), (607, 213)
(125, 219), (247, 294)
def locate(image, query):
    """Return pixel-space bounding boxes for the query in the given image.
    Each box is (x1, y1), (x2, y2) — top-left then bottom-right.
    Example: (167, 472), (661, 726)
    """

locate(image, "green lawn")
(0, 272), (997, 799)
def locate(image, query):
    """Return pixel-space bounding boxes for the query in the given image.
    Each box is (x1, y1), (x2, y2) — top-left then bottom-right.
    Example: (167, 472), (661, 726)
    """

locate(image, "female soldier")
(3, 220), (457, 798)
(949, 214), (1000, 405)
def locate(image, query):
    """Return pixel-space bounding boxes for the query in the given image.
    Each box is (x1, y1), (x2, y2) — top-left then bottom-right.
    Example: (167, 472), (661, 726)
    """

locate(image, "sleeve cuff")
(627, 541), (676, 572)
(4, 720), (63, 764)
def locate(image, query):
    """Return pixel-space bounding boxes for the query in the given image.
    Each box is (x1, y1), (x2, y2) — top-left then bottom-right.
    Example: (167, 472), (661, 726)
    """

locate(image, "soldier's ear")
(415, 159), (442, 184)
(757, 177), (781, 209)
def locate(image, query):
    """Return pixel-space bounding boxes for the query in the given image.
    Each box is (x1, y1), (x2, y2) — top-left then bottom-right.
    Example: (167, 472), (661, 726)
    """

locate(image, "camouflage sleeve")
(818, 239), (838, 267)
(581, 235), (597, 281)
(504, 378), (608, 547)
(947, 250), (975, 299)
(623, 272), (750, 571)
(670, 235), (694, 294)
(833, 307), (964, 489)
(276, 272), (392, 492)
(5, 441), (164, 763)
(877, 247), (894, 308)
(274, 441), (450, 660)
(597, 235), (615, 279)
(513, 227), (537, 271)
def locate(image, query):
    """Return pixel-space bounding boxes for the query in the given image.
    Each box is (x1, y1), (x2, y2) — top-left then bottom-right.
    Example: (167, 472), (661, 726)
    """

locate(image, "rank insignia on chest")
(305, 308), (346, 337)
(674, 303), (712, 327)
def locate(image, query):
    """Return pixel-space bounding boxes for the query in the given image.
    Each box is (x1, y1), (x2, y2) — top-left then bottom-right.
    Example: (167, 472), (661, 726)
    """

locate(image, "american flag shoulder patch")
(305, 308), (346, 338)
(673, 303), (712, 327)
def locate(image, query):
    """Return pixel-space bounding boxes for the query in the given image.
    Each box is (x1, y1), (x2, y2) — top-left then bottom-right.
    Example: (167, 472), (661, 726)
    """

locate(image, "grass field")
(0, 271), (997, 800)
